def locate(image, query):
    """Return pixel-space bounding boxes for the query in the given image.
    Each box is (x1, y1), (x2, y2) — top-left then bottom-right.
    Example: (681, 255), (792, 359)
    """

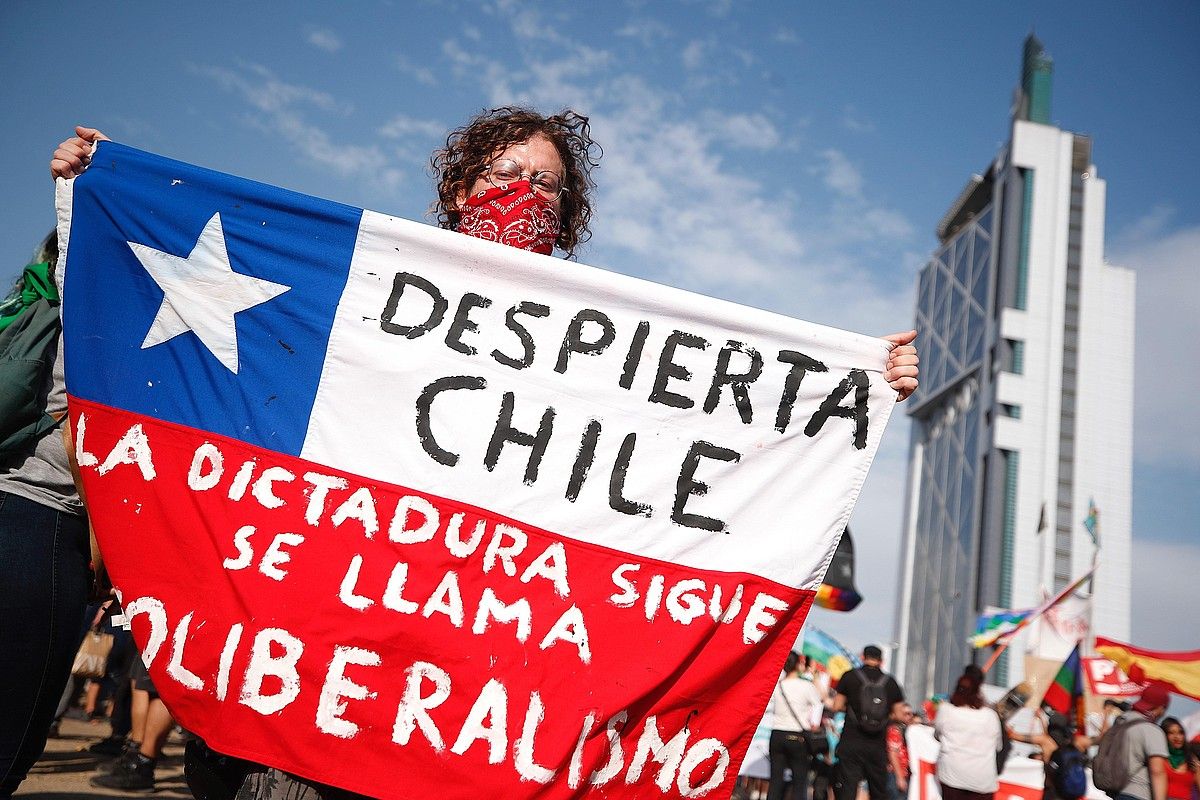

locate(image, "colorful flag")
(801, 627), (861, 680)
(814, 528), (863, 612)
(57, 142), (898, 800)
(970, 607), (1035, 649)
(1042, 644), (1083, 714)
(1096, 638), (1200, 702)
(969, 565), (1097, 648)
(1082, 499), (1099, 547)
(814, 584), (862, 612)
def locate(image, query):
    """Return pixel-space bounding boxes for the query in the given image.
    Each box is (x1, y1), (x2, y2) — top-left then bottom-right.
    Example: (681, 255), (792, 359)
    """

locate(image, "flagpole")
(1035, 503), (1047, 655)
(982, 642), (1010, 674)
(1083, 503), (1100, 736)
(1084, 504), (1100, 659)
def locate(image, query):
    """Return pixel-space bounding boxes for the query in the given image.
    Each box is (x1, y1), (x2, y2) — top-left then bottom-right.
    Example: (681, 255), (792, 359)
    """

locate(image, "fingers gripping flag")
(57, 142), (897, 799)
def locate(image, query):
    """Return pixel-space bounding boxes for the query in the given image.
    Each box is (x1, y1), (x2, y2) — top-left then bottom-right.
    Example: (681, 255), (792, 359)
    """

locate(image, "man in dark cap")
(833, 645), (906, 800)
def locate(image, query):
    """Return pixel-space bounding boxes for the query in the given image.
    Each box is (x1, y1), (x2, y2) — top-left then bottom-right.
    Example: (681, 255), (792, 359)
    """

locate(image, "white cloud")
(306, 27), (343, 53)
(395, 54), (438, 87)
(842, 105), (875, 133)
(681, 39), (709, 71)
(193, 63), (402, 192)
(773, 28), (800, 45)
(819, 148), (865, 200)
(377, 114), (446, 164)
(1110, 216), (1200, 465)
(378, 114), (445, 140)
(699, 111), (782, 150)
(195, 62), (350, 115)
(681, 0), (735, 16)
(615, 18), (673, 47)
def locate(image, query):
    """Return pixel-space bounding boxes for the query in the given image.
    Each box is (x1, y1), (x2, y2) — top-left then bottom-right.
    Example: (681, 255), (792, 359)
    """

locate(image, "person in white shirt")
(770, 651), (826, 800)
(934, 669), (1003, 800)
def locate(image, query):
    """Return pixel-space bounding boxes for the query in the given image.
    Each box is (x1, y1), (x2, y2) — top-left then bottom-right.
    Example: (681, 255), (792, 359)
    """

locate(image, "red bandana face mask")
(457, 180), (561, 256)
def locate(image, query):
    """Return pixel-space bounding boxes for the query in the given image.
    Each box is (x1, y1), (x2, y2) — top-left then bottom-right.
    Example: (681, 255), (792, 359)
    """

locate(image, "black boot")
(95, 739), (141, 774)
(90, 751), (155, 791)
(88, 734), (127, 756)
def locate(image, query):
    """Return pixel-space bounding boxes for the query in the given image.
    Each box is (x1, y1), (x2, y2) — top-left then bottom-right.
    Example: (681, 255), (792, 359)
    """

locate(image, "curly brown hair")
(432, 107), (601, 258)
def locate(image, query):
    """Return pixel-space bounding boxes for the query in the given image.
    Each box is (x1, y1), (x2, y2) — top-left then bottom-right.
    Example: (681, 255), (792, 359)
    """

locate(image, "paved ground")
(15, 717), (191, 799)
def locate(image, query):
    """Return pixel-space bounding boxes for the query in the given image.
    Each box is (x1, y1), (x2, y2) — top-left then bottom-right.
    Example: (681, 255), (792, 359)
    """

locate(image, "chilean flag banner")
(56, 141), (896, 799)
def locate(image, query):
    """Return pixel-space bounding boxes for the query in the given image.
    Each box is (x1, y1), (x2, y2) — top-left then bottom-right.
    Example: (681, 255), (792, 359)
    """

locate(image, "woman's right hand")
(50, 125), (110, 179)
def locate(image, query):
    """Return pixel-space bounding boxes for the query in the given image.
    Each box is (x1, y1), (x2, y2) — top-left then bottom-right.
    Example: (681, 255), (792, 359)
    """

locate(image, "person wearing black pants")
(835, 735), (891, 800)
(770, 730), (812, 800)
(769, 652), (825, 800)
(0, 491), (89, 798)
(833, 646), (906, 800)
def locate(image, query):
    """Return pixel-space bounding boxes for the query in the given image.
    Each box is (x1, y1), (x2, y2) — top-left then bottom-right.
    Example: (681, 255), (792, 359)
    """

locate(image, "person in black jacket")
(832, 645), (906, 800)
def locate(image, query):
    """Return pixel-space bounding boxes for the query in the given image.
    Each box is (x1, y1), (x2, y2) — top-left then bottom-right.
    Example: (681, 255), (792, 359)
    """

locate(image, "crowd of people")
(741, 647), (1200, 800)
(3, 105), (921, 799)
(744, 645), (923, 800)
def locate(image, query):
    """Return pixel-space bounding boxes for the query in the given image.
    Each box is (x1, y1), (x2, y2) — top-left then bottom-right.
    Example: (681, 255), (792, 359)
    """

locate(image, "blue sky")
(3, 1), (1197, 686)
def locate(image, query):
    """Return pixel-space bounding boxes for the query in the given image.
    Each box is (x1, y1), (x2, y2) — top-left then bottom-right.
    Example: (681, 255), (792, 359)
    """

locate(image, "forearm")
(1152, 772), (1167, 800)
(1149, 758), (1168, 800)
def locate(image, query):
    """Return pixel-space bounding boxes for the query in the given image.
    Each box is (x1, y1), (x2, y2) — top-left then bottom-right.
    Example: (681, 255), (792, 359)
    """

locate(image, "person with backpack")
(1007, 709), (1092, 800)
(934, 668), (1003, 800)
(832, 645), (906, 800)
(1046, 714), (1091, 800)
(1091, 683), (1171, 800)
(0, 233), (92, 798)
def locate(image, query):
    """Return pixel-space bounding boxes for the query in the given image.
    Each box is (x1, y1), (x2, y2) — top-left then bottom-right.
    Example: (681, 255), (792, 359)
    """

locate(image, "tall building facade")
(893, 37), (1134, 701)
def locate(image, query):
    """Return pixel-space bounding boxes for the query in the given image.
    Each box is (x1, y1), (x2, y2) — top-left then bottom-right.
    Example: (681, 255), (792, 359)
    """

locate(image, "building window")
(994, 649), (1010, 687)
(1014, 168), (1034, 311)
(999, 338), (1025, 374)
(999, 449), (1019, 608)
(1000, 403), (1021, 419)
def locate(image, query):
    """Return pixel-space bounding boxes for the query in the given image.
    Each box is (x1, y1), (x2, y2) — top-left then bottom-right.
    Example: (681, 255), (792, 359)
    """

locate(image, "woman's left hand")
(882, 330), (919, 401)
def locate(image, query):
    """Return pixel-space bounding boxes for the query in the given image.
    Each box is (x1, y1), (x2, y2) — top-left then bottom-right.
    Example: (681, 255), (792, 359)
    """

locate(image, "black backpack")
(851, 668), (890, 734)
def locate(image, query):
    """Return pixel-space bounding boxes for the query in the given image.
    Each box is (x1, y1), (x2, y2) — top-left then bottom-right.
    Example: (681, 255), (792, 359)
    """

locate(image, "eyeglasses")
(484, 158), (565, 201)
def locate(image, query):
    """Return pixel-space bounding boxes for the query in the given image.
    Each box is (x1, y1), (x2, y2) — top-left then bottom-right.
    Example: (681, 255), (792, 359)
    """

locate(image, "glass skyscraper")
(893, 36), (1134, 701)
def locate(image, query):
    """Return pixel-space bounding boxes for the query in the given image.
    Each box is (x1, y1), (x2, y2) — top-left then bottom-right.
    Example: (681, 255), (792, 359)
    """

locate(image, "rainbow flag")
(802, 627), (861, 680)
(1043, 644), (1083, 714)
(970, 607), (1034, 648)
(1096, 638), (1200, 702)
(814, 528), (863, 611)
(969, 565), (1096, 648)
(814, 584), (862, 612)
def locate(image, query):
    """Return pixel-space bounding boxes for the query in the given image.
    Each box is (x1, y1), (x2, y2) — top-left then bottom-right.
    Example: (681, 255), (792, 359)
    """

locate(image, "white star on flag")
(128, 213), (290, 374)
